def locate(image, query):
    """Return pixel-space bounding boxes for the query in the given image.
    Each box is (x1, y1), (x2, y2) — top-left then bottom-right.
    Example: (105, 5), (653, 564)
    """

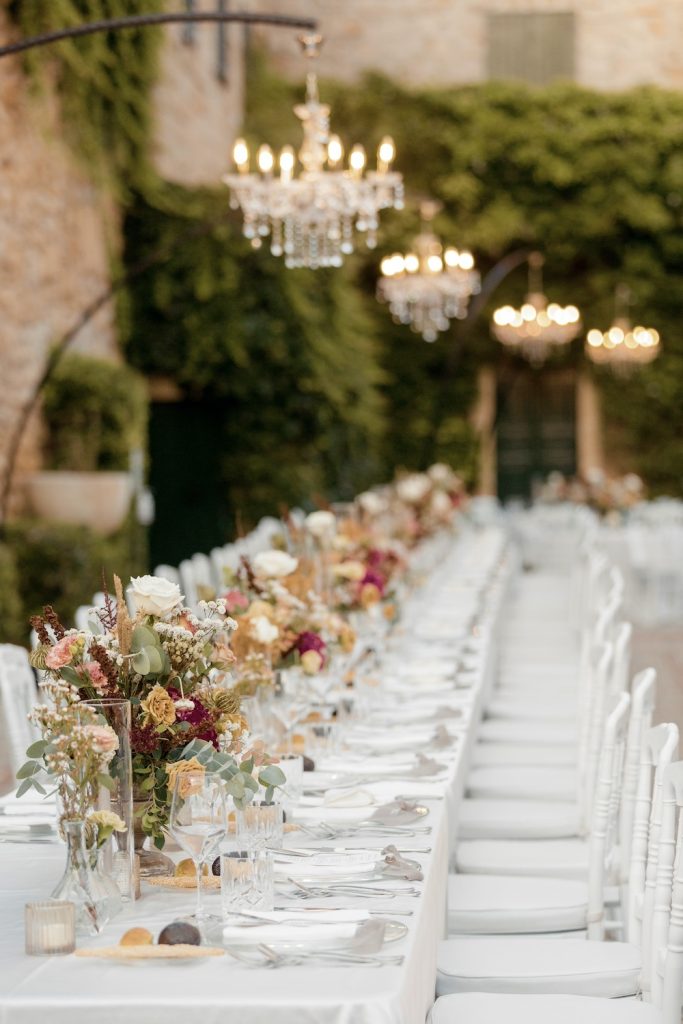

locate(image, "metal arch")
(0, 10), (318, 60)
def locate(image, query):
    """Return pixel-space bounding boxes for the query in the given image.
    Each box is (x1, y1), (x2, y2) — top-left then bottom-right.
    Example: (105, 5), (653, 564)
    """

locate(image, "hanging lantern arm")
(0, 11), (319, 60)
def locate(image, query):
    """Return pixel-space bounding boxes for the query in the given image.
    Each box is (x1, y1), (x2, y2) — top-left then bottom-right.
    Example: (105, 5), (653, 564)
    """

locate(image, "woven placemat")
(75, 944), (224, 960)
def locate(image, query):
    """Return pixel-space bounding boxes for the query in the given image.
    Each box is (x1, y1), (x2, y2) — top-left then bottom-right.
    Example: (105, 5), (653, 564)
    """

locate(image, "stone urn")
(26, 471), (132, 535)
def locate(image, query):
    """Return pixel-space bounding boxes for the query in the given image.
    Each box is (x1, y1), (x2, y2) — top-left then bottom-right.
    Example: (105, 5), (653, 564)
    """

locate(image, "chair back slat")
(656, 762), (683, 1022)
(620, 668), (657, 875)
(586, 690), (631, 939)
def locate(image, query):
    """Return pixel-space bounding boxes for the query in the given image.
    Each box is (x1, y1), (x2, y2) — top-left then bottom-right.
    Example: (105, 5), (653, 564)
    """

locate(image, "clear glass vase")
(51, 820), (117, 936)
(82, 698), (135, 900)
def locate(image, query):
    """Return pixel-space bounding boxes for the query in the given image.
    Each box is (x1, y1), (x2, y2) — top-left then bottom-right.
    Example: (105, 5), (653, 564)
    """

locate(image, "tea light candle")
(25, 901), (75, 956)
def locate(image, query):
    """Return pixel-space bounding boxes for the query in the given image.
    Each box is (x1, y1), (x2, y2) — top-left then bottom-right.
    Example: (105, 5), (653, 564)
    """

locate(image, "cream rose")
(129, 575), (183, 616)
(305, 510), (337, 539)
(427, 462), (453, 485)
(396, 473), (431, 505)
(430, 490), (453, 517)
(140, 684), (177, 728)
(333, 560), (366, 582)
(357, 491), (386, 516)
(250, 615), (280, 646)
(252, 550), (298, 579)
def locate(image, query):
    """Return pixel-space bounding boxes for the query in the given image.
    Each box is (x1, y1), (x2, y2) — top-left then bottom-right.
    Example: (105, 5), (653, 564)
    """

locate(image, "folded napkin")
(324, 788), (376, 808)
(275, 850), (379, 878)
(346, 726), (436, 752)
(223, 908), (368, 943)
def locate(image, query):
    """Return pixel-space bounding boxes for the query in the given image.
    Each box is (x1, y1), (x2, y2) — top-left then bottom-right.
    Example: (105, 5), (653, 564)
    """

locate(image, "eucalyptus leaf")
(131, 648), (151, 676)
(25, 740), (48, 759)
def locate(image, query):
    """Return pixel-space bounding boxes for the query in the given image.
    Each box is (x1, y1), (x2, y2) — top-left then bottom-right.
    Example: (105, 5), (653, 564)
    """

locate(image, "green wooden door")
(496, 370), (576, 502)
(148, 401), (234, 569)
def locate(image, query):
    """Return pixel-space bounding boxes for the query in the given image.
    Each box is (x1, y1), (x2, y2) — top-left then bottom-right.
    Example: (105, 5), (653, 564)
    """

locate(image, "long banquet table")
(0, 526), (507, 1024)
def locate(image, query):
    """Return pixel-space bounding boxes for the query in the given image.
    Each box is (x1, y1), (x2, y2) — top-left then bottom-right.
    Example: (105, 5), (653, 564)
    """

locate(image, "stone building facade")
(253, 0), (683, 91)
(0, 2), (243, 518)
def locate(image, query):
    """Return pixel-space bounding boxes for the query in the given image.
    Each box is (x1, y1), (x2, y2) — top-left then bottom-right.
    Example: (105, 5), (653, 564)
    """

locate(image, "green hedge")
(0, 544), (23, 645)
(3, 517), (147, 643)
(42, 352), (148, 472)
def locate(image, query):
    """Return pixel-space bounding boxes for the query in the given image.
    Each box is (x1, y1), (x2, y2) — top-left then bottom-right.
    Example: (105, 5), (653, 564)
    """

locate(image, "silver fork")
(257, 943), (405, 968)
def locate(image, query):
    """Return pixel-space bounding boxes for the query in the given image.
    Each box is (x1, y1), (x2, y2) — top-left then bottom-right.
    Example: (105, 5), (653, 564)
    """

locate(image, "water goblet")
(168, 771), (227, 924)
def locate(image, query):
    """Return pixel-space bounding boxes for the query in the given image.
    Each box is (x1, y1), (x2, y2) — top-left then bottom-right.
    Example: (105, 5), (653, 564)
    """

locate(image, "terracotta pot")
(26, 470), (132, 535)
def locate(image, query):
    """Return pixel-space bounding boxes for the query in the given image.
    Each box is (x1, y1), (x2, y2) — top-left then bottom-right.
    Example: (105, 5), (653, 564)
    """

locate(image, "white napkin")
(346, 725), (437, 750)
(275, 850), (378, 878)
(222, 908), (368, 943)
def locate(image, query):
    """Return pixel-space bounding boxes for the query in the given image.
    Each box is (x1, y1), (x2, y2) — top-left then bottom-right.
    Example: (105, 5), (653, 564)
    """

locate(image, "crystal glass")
(51, 820), (118, 936)
(82, 699), (134, 900)
(168, 772), (227, 923)
(25, 901), (75, 956)
(220, 849), (274, 915)
(235, 801), (284, 851)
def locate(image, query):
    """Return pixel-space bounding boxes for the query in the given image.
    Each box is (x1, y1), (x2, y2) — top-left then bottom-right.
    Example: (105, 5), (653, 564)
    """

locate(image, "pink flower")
(223, 589), (249, 614)
(45, 635), (81, 670)
(84, 724), (119, 757)
(82, 661), (107, 693)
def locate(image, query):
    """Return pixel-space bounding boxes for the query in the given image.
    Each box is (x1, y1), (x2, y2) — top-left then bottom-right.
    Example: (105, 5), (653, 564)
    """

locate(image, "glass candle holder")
(277, 754), (304, 812)
(220, 849), (274, 915)
(25, 900), (75, 956)
(235, 801), (284, 851)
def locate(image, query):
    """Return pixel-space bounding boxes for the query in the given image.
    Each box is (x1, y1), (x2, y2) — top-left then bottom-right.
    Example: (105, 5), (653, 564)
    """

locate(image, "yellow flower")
(301, 649), (324, 674)
(333, 560), (366, 582)
(89, 810), (126, 833)
(165, 757), (205, 798)
(140, 684), (176, 728)
(360, 582), (382, 608)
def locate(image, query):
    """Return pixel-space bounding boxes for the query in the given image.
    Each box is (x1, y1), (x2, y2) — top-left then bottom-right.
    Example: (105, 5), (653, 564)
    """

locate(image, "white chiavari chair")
(153, 564), (181, 587)
(437, 723), (679, 1005)
(446, 692), (630, 939)
(0, 644), (40, 779)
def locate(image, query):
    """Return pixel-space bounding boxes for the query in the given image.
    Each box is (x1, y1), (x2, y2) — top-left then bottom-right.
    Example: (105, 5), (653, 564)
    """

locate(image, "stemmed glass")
(168, 771), (226, 924)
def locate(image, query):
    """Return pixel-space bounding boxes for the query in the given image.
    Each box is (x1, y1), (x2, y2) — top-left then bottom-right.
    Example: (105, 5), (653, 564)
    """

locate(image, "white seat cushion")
(486, 698), (576, 722)
(436, 937), (641, 997)
(458, 799), (580, 841)
(477, 719), (577, 746)
(430, 993), (659, 1024)
(466, 766), (577, 802)
(447, 874), (587, 934)
(456, 838), (589, 878)
(471, 743), (576, 768)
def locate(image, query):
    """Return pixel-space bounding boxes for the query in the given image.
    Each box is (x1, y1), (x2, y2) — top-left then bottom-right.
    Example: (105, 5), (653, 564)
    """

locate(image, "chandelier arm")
(0, 11), (318, 60)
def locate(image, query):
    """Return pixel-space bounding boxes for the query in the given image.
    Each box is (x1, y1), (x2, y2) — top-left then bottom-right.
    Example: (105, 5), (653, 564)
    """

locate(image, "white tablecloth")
(0, 527), (506, 1024)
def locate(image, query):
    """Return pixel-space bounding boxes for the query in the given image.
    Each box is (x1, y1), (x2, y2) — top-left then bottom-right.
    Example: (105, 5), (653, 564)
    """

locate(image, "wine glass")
(168, 771), (226, 924)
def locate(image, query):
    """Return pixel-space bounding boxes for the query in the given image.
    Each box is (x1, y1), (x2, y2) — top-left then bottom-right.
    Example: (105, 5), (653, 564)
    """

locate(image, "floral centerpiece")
(225, 551), (355, 678)
(391, 464), (466, 544)
(29, 576), (283, 858)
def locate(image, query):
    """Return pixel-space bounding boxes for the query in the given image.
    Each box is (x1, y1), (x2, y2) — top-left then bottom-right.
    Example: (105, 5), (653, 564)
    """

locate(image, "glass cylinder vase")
(82, 698), (135, 901)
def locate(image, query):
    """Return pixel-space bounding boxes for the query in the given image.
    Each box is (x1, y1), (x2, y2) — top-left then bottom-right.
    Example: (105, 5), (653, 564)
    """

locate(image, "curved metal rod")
(0, 11), (318, 60)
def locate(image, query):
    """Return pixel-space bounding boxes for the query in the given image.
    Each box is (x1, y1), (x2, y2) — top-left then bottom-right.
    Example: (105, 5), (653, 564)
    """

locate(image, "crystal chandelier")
(585, 285), (660, 376)
(377, 201), (479, 342)
(491, 252), (581, 366)
(222, 35), (403, 269)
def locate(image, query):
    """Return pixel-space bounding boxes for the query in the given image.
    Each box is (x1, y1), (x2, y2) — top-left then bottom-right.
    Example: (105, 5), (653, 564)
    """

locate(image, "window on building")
(217, 0), (229, 84)
(487, 12), (575, 85)
(181, 0), (197, 46)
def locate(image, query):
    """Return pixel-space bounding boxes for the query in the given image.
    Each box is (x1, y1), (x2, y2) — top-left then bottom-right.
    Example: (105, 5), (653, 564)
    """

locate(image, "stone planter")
(26, 471), (132, 535)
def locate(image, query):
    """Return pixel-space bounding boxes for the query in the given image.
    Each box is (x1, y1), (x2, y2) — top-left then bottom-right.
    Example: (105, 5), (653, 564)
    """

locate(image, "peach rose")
(45, 634), (83, 670)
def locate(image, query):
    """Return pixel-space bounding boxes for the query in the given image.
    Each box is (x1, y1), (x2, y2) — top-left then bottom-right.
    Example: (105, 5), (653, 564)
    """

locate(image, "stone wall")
(0, 6), (247, 518)
(252, 0), (683, 90)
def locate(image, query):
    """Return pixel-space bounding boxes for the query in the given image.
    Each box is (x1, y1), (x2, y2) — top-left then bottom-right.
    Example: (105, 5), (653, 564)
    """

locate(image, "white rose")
(250, 615), (279, 645)
(305, 510), (337, 539)
(427, 463), (453, 485)
(357, 491), (386, 516)
(129, 575), (183, 616)
(624, 474), (643, 494)
(252, 550), (298, 578)
(430, 490), (453, 517)
(396, 473), (431, 505)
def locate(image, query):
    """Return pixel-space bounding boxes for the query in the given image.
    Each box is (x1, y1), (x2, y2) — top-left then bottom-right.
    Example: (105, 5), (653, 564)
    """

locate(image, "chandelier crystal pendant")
(222, 34), (403, 269)
(585, 284), (660, 376)
(377, 201), (480, 342)
(491, 252), (581, 366)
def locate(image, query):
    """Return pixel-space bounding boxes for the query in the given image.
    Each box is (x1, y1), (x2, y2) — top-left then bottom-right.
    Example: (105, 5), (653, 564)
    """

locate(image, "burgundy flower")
(295, 631), (326, 656)
(360, 569), (386, 596)
(168, 688), (211, 726)
(130, 722), (159, 755)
